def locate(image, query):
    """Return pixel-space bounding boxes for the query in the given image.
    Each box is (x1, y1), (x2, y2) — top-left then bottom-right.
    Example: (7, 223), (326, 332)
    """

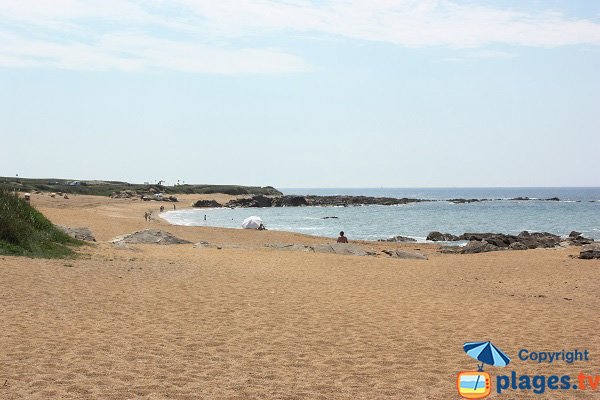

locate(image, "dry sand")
(1, 193), (599, 399)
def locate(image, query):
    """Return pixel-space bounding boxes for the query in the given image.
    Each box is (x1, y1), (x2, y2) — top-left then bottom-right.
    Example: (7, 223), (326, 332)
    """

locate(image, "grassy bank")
(0, 187), (82, 258)
(0, 177), (282, 197)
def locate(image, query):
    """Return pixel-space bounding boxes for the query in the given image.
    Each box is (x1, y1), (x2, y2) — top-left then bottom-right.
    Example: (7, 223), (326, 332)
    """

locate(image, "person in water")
(337, 231), (348, 243)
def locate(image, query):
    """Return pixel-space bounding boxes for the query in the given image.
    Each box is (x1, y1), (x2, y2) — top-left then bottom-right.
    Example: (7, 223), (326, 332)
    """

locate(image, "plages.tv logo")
(457, 341), (511, 399)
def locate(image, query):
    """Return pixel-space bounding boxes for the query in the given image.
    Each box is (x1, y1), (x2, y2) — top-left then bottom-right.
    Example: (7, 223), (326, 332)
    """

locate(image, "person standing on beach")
(337, 231), (348, 243)
(144, 212), (149, 222)
(173, 204), (176, 210)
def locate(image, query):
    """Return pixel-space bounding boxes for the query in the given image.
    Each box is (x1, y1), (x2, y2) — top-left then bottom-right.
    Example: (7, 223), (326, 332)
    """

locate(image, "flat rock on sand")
(111, 229), (191, 245)
(382, 249), (428, 260)
(311, 243), (369, 256)
(57, 225), (96, 242)
(266, 243), (370, 256)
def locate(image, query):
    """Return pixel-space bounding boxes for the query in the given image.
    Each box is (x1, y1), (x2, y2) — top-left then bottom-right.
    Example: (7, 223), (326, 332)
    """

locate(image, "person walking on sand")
(173, 204), (176, 210)
(160, 205), (164, 213)
(144, 212), (149, 222)
(337, 231), (348, 243)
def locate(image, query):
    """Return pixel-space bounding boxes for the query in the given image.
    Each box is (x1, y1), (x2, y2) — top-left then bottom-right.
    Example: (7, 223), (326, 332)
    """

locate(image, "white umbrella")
(242, 216), (263, 229)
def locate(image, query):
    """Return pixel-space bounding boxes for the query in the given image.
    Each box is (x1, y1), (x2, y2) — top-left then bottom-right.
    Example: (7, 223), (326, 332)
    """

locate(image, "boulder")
(462, 240), (502, 254)
(193, 199), (221, 208)
(479, 234), (519, 248)
(579, 243), (600, 259)
(459, 233), (496, 241)
(378, 235), (417, 242)
(566, 231), (594, 246)
(111, 230), (191, 245)
(427, 231), (459, 241)
(508, 242), (528, 251)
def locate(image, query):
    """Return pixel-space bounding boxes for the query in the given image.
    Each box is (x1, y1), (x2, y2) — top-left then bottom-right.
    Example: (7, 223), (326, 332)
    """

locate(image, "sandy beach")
(1, 193), (599, 399)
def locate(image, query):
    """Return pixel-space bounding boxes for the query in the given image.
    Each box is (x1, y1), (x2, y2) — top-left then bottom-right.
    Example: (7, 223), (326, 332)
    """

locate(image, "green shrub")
(0, 187), (82, 258)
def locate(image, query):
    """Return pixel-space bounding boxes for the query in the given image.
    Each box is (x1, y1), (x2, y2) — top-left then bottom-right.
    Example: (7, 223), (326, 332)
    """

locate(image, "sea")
(161, 188), (600, 242)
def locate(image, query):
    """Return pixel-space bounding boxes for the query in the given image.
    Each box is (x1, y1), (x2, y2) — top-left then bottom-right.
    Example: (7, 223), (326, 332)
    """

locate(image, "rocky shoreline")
(429, 230), (595, 258)
(192, 194), (568, 208)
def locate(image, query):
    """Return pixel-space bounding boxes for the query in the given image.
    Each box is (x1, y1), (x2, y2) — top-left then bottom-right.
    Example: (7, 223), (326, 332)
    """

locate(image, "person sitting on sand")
(337, 231), (348, 243)
(258, 223), (267, 231)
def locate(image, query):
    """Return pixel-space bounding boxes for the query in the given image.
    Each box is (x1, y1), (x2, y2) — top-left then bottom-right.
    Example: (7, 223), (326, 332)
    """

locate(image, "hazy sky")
(1, 0), (599, 187)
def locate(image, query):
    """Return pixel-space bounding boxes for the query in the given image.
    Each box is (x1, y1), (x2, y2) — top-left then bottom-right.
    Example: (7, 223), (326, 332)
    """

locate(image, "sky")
(0, 0), (599, 188)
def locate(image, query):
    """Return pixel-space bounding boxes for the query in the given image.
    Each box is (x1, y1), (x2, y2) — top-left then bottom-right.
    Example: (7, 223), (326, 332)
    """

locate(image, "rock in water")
(579, 243), (600, 259)
(111, 230), (191, 245)
(426, 231), (459, 241)
(378, 235), (417, 242)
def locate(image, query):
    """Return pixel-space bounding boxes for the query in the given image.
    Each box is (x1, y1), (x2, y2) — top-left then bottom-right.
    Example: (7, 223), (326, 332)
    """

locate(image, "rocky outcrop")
(192, 200), (221, 208)
(461, 240), (502, 254)
(272, 196), (309, 207)
(579, 243), (600, 259)
(426, 231), (459, 241)
(111, 230), (191, 245)
(57, 226), (96, 242)
(225, 195), (426, 208)
(437, 231), (563, 254)
(509, 197), (560, 201)
(378, 235), (417, 242)
(225, 195), (273, 208)
(304, 195), (425, 207)
(516, 231), (561, 248)
(448, 198), (481, 204)
(567, 231), (594, 246)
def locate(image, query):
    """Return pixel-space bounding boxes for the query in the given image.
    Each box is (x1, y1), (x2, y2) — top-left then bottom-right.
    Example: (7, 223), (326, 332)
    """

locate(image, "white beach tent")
(242, 216), (263, 229)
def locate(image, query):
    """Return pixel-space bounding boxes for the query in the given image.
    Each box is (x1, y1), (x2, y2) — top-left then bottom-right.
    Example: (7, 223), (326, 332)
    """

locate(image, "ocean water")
(161, 188), (600, 241)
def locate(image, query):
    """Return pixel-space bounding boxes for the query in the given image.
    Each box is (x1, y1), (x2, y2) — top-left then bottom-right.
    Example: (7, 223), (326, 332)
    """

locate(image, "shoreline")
(2, 192), (599, 399)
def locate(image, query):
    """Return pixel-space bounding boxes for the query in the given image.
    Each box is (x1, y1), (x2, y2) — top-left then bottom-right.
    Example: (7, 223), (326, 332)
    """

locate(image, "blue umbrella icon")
(464, 341), (511, 370)
(463, 341), (511, 392)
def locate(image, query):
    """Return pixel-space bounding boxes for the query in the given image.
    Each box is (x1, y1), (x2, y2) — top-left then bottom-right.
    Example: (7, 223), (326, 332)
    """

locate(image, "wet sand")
(1, 193), (598, 399)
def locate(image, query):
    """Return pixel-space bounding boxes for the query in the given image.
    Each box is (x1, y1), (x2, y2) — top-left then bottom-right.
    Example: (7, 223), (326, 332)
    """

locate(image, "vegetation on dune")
(0, 186), (82, 258)
(0, 177), (282, 197)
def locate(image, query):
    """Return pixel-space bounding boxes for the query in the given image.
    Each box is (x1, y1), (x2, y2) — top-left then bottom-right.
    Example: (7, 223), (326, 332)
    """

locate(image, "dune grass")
(0, 187), (82, 258)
